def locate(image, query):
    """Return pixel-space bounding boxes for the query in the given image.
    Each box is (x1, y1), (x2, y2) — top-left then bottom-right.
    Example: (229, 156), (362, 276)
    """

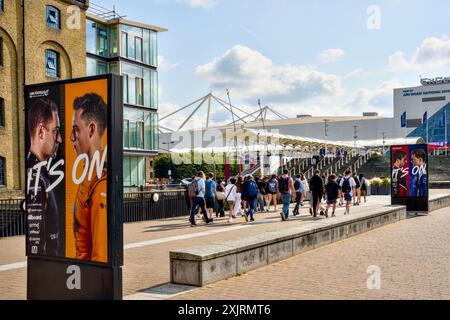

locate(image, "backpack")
(267, 180), (277, 193)
(279, 177), (289, 193)
(188, 179), (199, 197)
(294, 179), (301, 191)
(342, 178), (351, 194)
(247, 180), (257, 199)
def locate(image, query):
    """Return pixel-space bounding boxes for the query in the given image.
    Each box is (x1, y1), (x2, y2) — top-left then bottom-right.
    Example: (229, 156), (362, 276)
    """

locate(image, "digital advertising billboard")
(25, 75), (123, 300)
(391, 144), (429, 212)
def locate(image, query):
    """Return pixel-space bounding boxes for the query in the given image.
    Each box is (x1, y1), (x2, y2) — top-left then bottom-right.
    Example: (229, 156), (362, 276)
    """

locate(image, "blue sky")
(92, 0), (450, 129)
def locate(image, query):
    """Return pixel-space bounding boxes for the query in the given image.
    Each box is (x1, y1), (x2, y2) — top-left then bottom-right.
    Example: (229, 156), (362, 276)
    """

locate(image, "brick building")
(0, 0), (88, 192)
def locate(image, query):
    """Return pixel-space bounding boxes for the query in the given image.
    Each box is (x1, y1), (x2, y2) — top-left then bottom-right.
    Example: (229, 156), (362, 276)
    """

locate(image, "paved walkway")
(171, 206), (450, 300)
(0, 192), (449, 300)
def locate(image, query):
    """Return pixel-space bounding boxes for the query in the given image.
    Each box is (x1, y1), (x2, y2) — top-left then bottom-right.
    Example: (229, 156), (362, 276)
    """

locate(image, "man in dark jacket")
(309, 170), (324, 218)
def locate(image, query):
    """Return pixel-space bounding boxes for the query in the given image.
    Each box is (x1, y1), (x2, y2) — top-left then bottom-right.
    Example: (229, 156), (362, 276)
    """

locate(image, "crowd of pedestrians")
(186, 168), (369, 227)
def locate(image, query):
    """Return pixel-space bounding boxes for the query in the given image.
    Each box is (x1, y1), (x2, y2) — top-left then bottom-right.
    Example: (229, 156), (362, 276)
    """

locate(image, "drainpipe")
(18, 0), (26, 190)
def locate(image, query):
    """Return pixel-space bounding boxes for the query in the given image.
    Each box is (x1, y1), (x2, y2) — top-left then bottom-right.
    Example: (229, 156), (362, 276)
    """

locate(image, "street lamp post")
(324, 119), (330, 158)
(382, 132), (387, 155)
(353, 125), (359, 156)
(162, 141), (175, 180)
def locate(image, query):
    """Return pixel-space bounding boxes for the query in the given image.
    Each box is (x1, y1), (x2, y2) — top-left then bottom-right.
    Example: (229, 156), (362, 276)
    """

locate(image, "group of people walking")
(187, 169), (368, 227)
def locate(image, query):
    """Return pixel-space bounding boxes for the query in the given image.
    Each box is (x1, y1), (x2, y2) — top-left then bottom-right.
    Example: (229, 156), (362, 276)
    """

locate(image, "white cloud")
(343, 68), (364, 79)
(158, 55), (180, 71)
(345, 80), (403, 116)
(317, 48), (346, 64)
(177, 0), (217, 9)
(196, 45), (342, 103)
(389, 36), (450, 71)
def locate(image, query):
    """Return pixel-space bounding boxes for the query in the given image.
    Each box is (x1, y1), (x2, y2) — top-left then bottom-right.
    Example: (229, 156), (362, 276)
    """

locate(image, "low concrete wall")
(170, 206), (407, 287)
(428, 194), (450, 212)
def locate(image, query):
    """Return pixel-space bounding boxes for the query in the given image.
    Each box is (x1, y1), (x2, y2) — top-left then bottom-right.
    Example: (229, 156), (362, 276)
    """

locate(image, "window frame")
(0, 97), (4, 127)
(0, 156), (5, 186)
(46, 5), (61, 30)
(45, 49), (60, 78)
(0, 37), (3, 67)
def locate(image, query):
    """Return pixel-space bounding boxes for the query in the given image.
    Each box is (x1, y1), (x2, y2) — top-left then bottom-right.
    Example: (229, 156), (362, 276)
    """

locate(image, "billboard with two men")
(391, 144), (429, 211)
(25, 75), (123, 299)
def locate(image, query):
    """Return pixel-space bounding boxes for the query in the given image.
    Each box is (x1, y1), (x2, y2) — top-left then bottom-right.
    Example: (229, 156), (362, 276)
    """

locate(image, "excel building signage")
(391, 144), (429, 212)
(25, 75), (123, 300)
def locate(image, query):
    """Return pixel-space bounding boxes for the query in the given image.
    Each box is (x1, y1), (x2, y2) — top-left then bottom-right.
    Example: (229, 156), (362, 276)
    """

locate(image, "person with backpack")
(205, 173), (217, 220)
(324, 175), (339, 218)
(352, 172), (361, 206)
(188, 171), (213, 227)
(340, 170), (357, 215)
(309, 170), (324, 218)
(278, 170), (295, 221)
(215, 178), (226, 217)
(225, 177), (237, 223)
(293, 174), (305, 216)
(359, 174), (368, 204)
(266, 174), (279, 212)
(255, 177), (266, 213)
(242, 175), (258, 222)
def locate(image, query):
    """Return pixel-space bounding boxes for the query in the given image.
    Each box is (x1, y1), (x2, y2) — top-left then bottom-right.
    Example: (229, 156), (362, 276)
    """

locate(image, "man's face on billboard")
(70, 109), (91, 156)
(43, 111), (62, 159)
(412, 153), (424, 166)
(394, 156), (405, 167)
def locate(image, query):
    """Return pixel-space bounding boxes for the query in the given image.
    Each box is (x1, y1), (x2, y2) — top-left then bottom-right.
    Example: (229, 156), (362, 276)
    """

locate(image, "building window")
(0, 0), (4, 12)
(123, 120), (130, 148)
(46, 6), (61, 29)
(45, 49), (59, 78)
(0, 98), (4, 127)
(98, 27), (108, 56)
(0, 37), (3, 67)
(135, 37), (143, 62)
(136, 77), (144, 106)
(121, 32), (128, 57)
(0, 156), (5, 186)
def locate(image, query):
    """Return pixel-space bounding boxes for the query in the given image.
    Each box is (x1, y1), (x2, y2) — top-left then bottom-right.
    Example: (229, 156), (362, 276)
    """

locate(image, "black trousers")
(312, 192), (323, 216)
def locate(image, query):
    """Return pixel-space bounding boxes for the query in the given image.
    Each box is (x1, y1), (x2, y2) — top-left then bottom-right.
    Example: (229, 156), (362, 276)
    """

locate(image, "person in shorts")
(324, 175), (339, 218)
(340, 170), (356, 215)
(205, 173), (217, 220)
(225, 178), (237, 223)
(265, 175), (279, 211)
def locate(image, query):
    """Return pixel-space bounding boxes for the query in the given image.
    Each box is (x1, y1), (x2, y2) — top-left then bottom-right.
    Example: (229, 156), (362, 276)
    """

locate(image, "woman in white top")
(300, 173), (309, 204)
(225, 178), (237, 223)
(233, 176), (244, 219)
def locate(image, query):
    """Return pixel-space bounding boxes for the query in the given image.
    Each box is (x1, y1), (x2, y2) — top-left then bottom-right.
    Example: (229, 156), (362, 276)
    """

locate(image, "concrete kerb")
(170, 205), (409, 287)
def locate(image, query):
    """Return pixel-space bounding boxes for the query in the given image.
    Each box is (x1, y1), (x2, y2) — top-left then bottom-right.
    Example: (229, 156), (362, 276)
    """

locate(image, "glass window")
(135, 37), (143, 62)
(137, 122), (144, 149)
(128, 75), (136, 105)
(123, 74), (129, 103)
(150, 31), (158, 67)
(0, 156), (5, 186)
(0, 97), (4, 127)
(123, 156), (131, 186)
(121, 32), (127, 57)
(97, 61), (107, 74)
(130, 156), (138, 185)
(129, 121), (137, 148)
(127, 35), (135, 60)
(136, 77), (144, 106)
(150, 70), (158, 109)
(46, 6), (60, 29)
(123, 120), (129, 148)
(109, 62), (118, 75)
(45, 49), (59, 78)
(143, 30), (150, 65)
(109, 25), (118, 56)
(98, 26), (108, 56)
(86, 20), (96, 55)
